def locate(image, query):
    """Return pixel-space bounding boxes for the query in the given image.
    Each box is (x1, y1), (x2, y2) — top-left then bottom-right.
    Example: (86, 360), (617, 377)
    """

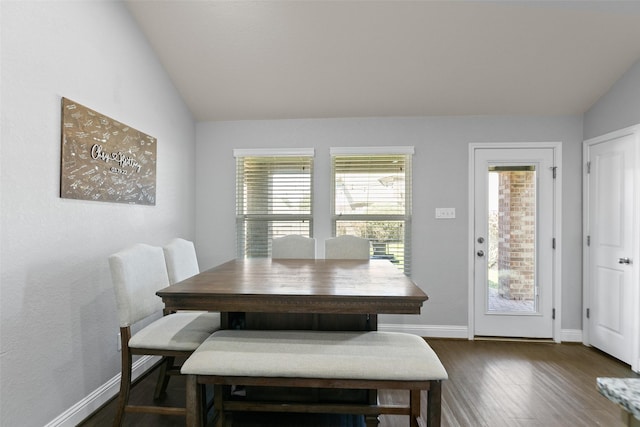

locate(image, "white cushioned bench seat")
(182, 330), (447, 427)
(181, 330), (447, 381)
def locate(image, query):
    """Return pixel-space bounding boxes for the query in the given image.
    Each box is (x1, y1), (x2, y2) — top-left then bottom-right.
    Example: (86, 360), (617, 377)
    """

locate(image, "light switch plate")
(435, 207), (456, 219)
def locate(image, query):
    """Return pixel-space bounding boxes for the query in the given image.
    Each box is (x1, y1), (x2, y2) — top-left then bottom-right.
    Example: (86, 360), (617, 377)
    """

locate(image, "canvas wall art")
(60, 97), (156, 205)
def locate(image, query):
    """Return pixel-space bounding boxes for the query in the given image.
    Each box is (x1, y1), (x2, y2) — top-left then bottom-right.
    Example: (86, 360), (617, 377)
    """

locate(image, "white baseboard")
(560, 329), (583, 342)
(379, 324), (584, 343)
(378, 323), (469, 339)
(44, 355), (160, 427)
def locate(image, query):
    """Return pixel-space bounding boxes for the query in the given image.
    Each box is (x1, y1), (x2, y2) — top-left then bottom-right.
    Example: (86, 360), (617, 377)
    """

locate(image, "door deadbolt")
(477, 237), (485, 244)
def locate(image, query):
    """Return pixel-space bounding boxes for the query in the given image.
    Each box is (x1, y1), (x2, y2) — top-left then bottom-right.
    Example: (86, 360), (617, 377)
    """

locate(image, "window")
(234, 148), (314, 258)
(331, 147), (413, 275)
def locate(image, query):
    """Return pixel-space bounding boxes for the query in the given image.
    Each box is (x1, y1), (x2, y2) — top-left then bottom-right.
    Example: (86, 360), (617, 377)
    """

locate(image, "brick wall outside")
(497, 170), (536, 301)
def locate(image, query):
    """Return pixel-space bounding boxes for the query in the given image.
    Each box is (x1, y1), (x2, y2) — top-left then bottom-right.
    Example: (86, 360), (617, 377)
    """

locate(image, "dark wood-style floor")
(80, 339), (638, 427)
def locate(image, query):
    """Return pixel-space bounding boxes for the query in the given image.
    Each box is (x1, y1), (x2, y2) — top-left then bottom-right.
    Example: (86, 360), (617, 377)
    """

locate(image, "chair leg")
(153, 356), (175, 399)
(113, 328), (132, 427)
(410, 389), (421, 427)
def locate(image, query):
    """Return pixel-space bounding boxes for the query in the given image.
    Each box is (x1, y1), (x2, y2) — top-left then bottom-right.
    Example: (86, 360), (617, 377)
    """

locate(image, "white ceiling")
(125, 1), (640, 122)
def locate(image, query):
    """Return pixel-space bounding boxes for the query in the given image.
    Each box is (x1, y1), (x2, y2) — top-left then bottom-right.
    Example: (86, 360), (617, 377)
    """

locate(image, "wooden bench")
(181, 330), (448, 427)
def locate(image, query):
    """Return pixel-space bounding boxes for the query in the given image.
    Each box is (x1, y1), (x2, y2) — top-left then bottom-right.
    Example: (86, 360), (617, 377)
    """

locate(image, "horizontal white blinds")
(332, 152), (412, 275)
(236, 154), (313, 258)
(333, 154), (410, 216)
(238, 156), (312, 215)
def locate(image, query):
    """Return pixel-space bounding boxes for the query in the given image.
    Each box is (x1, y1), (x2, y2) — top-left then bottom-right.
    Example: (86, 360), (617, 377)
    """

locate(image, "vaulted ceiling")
(125, 1), (640, 122)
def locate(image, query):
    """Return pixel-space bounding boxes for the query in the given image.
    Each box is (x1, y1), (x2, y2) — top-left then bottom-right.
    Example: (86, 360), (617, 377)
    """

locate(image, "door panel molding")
(468, 142), (562, 342)
(583, 124), (640, 372)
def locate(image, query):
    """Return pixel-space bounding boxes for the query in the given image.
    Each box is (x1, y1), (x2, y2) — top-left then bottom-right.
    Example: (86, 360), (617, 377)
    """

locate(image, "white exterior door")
(472, 146), (556, 338)
(584, 128), (639, 369)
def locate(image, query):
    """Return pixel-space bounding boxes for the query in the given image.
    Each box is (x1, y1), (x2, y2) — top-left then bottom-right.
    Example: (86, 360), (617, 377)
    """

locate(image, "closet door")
(584, 126), (639, 371)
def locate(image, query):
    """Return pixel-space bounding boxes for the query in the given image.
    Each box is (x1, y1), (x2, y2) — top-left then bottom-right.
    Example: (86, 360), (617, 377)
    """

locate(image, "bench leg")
(426, 380), (442, 427)
(185, 375), (202, 427)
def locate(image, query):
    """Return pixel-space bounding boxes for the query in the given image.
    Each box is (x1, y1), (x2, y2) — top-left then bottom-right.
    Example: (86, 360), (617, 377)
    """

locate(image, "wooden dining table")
(157, 258), (429, 425)
(156, 258), (428, 330)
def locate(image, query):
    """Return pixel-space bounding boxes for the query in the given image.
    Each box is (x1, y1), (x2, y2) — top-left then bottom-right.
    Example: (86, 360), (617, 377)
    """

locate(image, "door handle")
(477, 250), (485, 257)
(618, 257), (632, 264)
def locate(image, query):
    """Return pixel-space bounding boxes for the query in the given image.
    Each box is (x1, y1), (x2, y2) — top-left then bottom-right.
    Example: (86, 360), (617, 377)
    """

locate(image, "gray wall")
(195, 115), (584, 331)
(584, 58), (640, 139)
(0, 2), (196, 425)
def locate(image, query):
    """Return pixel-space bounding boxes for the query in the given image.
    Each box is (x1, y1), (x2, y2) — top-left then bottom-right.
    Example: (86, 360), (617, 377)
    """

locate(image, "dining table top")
(156, 258), (428, 315)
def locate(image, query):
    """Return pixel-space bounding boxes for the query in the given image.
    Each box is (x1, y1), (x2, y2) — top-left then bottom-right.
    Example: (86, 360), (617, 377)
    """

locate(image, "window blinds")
(331, 149), (412, 275)
(235, 150), (314, 258)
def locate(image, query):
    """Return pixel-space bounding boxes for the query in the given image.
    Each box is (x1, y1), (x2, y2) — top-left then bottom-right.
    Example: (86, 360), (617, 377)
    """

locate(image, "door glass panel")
(487, 165), (537, 313)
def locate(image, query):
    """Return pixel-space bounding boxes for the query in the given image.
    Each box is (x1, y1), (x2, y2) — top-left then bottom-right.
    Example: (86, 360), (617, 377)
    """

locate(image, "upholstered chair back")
(325, 235), (370, 260)
(163, 238), (199, 284)
(272, 235), (316, 259)
(109, 243), (169, 328)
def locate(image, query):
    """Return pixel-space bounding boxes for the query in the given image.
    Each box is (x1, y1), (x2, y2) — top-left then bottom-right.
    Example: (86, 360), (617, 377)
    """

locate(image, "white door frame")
(583, 125), (640, 373)
(468, 142), (563, 343)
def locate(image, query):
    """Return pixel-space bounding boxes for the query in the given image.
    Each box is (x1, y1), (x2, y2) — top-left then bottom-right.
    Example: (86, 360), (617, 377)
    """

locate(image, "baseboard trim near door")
(44, 355), (160, 427)
(560, 329), (583, 342)
(378, 323), (470, 338)
(378, 324), (583, 343)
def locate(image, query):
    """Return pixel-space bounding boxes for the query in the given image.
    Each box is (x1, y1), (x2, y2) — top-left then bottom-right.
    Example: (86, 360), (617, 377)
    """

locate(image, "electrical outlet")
(117, 333), (121, 352)
(435, 207), (456, 219)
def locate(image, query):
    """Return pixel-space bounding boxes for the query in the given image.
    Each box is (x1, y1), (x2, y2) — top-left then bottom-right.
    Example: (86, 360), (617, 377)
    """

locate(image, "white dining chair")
(163, 237), (200, 284)
(163, 237), (221, 319)
(272, 235), (316, 259)
(325, 235), (371, 259)
(109, 243), (220, 426)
